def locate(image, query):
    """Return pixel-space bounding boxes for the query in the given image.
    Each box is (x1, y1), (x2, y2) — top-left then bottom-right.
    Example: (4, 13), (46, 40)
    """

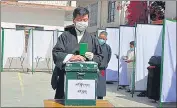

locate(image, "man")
(97, 31), (112, 99)
(51, 7), (103, 99)
(124, 41), (135, 93)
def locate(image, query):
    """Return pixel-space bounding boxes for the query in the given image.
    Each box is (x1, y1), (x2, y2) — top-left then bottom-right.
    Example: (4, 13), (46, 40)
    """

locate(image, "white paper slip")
(67, 80), (95, 100)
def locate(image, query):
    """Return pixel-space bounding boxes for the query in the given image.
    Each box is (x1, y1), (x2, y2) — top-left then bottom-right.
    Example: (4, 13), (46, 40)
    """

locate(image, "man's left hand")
(85, 52), (94, 60)
(125, 60), (132, 63)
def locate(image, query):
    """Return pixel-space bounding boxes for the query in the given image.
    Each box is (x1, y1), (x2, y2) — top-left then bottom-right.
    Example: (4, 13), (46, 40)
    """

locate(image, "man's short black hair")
(130, 41), (135, 46)
(73, 7), (89, 19)
(99, 31), (108, 37)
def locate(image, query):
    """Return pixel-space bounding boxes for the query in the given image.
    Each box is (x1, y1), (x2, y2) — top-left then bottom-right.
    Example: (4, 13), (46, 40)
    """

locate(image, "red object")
(148, 66), (156, 69)
(101, 70), (105, 77)
(152, 20), (163, 24)
(126, 1), (148, 26)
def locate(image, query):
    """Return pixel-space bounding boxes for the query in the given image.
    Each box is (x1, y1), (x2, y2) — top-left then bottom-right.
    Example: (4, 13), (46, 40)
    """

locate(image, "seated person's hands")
(122, 56), (128, 60)
(85, 52), (94, 60)
(125, 60), (132, 63)
(69, 55), (86, 62)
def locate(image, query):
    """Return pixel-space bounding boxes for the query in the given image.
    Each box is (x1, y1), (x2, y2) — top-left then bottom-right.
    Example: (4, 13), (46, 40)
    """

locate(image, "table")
(44, 99), (115, 107)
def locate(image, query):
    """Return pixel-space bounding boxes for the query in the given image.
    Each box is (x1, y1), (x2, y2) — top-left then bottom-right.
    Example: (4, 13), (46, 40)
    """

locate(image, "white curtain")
(53, 30), (58, 47)
(27, 30), (53, 70)
(106, 28), (119, 81)
(27, 30), (33, 70)
(53, 31), (63, 49)
(161, 20), (176, 102)
(119, 26), (135, 86)
(3, 29), (25, 68)
(135, 24), (163, 91)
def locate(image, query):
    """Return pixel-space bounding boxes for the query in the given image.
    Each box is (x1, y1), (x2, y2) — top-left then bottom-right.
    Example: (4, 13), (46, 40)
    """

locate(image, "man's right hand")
(122, 56), (128, 60)
(69, 55), (86, 62)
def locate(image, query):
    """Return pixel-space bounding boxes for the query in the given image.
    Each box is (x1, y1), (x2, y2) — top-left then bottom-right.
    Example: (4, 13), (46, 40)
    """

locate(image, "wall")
(71, 1), (77, 7)
(87, 2), (99, 34)
(76, 1), (127, 33)
(165, 1), (177, 19)
(19, 1), (76, 7)
(64, 21), (73, 27)
(1, 5), (65, 27)
(119, 1), (129, 25)
(100, 1), (120, 29)
(76, 1), (97, 7)
(1, 22), (64, 31)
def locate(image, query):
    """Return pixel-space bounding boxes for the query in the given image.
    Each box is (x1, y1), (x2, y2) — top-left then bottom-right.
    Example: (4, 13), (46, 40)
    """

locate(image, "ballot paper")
(67, 80), (95, 100)
(79, 43), (88, 56)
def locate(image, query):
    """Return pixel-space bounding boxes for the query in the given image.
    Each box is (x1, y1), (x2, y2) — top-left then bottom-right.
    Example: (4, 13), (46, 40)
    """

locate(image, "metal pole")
(147, 1), (151, 24)
(0, 28), (1, 72)
(117, 26), (121, 91)
(132, 21), (137, 98)
(159, 19), (165, 108)
(1, 28), (4, 72)
(31, 29), (34, 74)
(52, 30), (54, 72)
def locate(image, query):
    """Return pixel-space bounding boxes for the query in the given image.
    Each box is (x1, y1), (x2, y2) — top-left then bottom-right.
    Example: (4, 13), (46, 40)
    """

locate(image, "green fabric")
(159, 19), (166, 108)
(1, 28), (4, 72)
(65, 61), (98, 72)
(166, 19), (177, 22)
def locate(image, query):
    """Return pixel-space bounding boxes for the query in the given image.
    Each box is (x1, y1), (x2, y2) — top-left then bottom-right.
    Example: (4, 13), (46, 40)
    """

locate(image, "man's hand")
(85, 52), (94, 60)
(125, 60), (132, 63)
(69, 55), (86, 62)
(122, 56), (128, 60)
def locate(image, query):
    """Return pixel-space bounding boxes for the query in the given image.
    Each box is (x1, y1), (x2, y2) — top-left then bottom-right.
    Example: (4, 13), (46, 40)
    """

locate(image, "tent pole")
(159, 19), (165, 108)
(132, 22), (137, 98)
(117, 27), (121, 91)
(1, 28), (4, 72)
(31, 29), (34, 74)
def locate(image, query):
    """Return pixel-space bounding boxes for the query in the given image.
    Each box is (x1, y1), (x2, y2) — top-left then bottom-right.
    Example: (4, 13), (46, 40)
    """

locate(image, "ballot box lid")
(65, 61), (98, 72)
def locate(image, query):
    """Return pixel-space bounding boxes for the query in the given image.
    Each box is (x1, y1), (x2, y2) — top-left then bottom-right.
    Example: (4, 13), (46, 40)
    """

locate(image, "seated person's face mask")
(98, 39), (106, 45)
(75, 21), (88, 32)
(130, 47), (134, 51)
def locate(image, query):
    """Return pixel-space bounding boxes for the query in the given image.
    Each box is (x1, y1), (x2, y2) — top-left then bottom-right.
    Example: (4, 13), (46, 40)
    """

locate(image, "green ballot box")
(65, 61), (98, 106)
(79, 43), (88, 56)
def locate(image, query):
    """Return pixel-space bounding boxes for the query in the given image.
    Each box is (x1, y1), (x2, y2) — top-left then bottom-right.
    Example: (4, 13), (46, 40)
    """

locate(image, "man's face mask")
(75, 21), (88, 32)
(98, 39), (106, 45)
(130, 48), (134, 51)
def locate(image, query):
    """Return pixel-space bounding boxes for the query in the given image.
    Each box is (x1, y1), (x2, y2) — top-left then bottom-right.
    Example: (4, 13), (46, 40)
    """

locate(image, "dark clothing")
(51, 26), (103, 99)
(97, 43), (112, 97)
(99, 43), (112, 69)
(54, 70), (65, 99)
(97, 96), (103, 99)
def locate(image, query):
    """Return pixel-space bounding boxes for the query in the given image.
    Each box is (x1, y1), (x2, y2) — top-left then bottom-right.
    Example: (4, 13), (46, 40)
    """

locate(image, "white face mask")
(75, 21), (88, 32)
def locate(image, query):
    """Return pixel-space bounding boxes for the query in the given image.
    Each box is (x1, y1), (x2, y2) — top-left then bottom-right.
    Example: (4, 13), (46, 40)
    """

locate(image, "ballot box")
(65, 61), (98, 106)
